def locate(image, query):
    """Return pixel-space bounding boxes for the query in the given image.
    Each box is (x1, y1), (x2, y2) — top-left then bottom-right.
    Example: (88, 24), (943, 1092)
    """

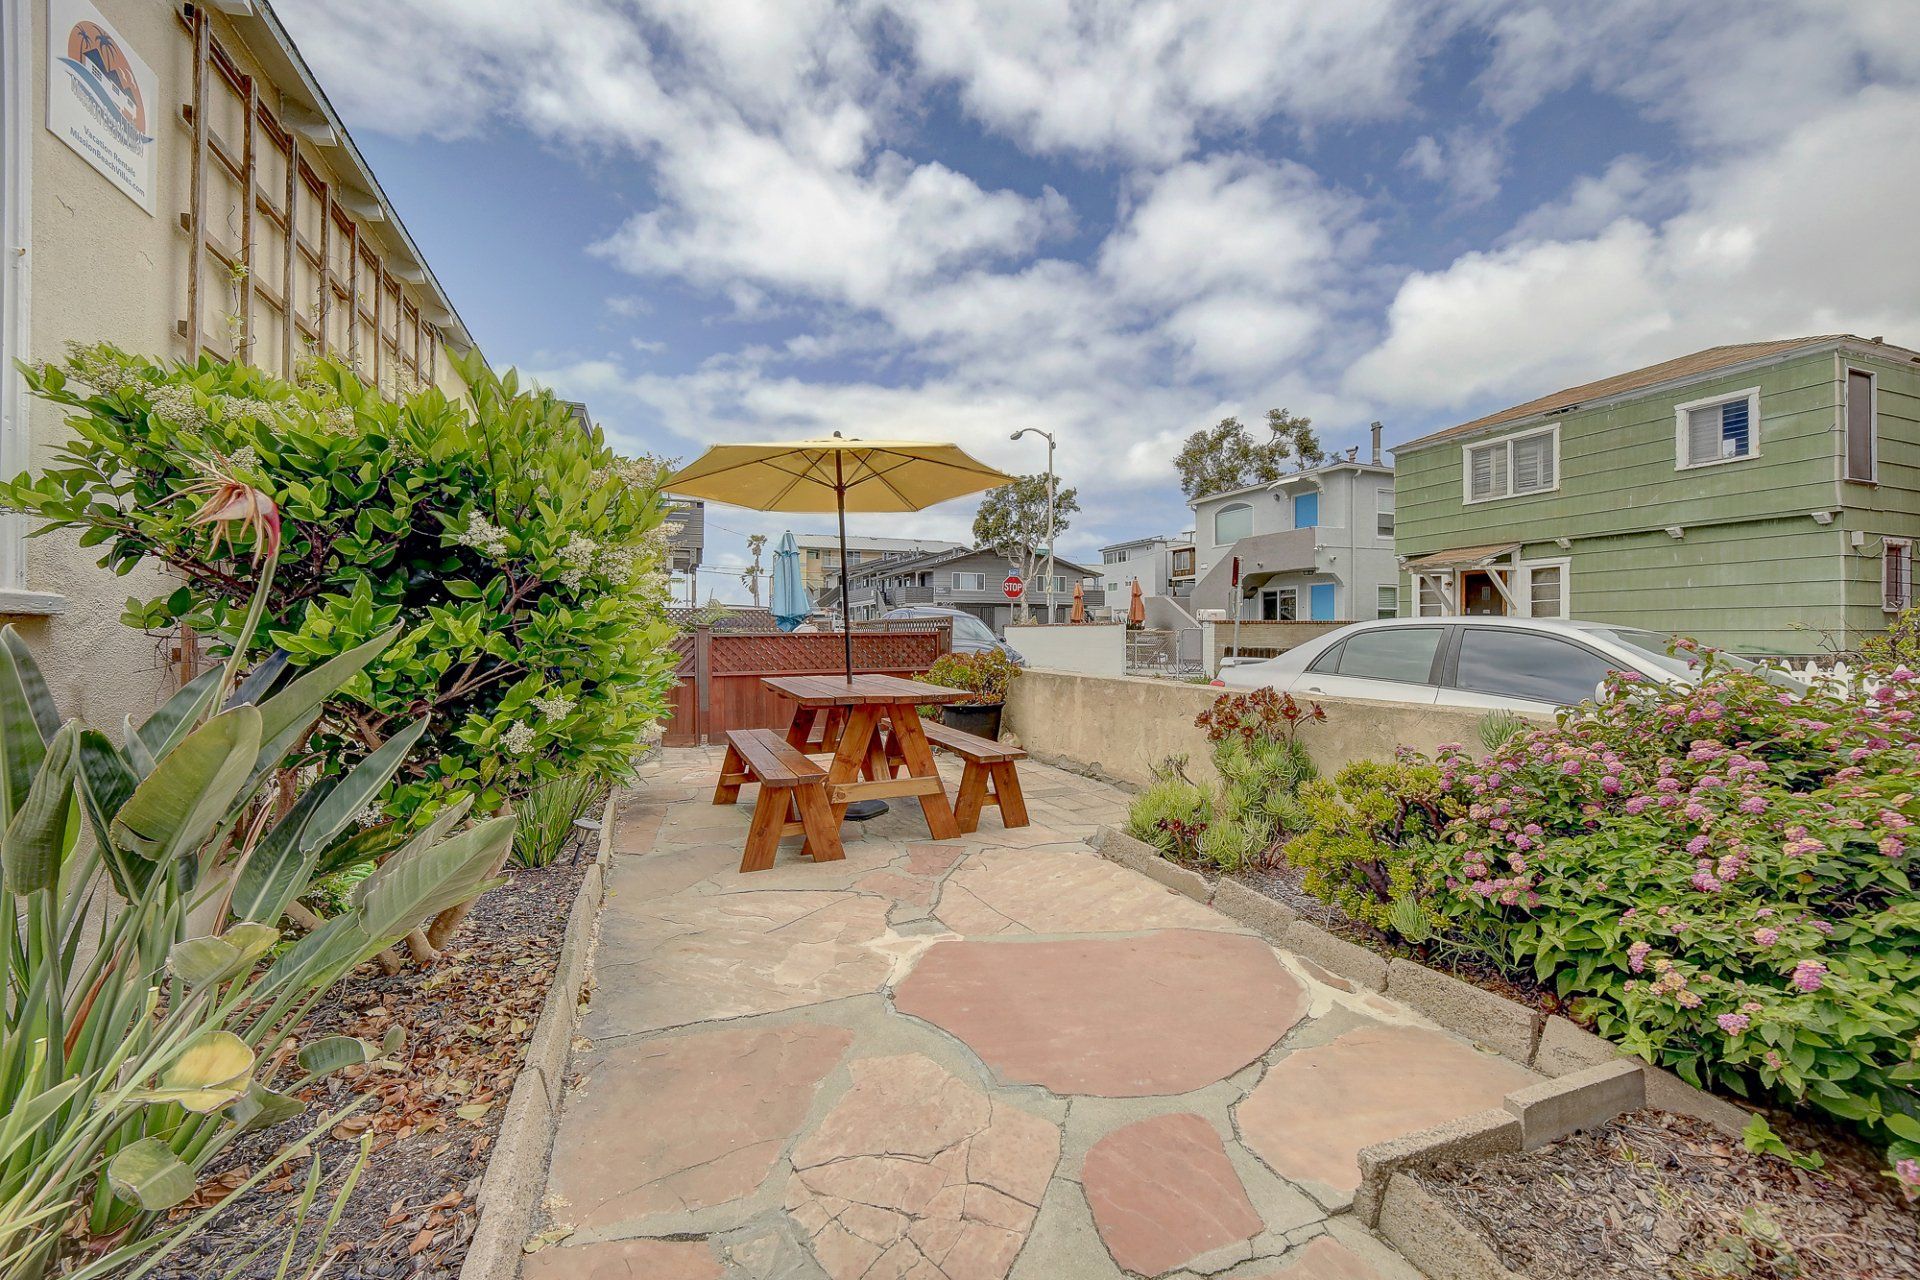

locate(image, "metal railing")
(1125, 627), (1204, 677)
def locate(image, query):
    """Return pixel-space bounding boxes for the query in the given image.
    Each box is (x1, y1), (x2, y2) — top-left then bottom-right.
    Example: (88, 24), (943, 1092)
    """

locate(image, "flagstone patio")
(524, 746), (1538, 1280)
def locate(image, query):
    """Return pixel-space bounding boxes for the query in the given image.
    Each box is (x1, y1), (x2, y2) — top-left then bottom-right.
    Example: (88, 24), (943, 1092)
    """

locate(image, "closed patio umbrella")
(663, 434), (1015, 682)
(1129, 580), (1146, 626)
(769, 531), (811, 632)
(1070, 579), (1085, 623)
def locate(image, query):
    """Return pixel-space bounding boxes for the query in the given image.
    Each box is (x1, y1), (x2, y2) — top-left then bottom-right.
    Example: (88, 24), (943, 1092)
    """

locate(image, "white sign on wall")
(45, 0), (157, 213)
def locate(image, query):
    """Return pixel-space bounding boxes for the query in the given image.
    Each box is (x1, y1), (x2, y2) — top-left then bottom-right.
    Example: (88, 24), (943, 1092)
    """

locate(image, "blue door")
(1308, 583), (1335, 620)
(1293, 492), (1319, 528)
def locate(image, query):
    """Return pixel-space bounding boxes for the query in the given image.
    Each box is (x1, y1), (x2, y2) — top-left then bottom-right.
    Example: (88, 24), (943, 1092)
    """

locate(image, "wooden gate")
(662, 626), (951, 745)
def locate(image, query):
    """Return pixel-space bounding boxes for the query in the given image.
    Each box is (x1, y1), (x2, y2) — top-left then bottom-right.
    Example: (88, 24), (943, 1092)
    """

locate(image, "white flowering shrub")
(7, 343), (678, 818)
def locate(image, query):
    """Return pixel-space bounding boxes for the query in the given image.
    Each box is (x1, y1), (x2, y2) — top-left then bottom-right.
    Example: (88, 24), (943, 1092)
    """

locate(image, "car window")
(1454, 628), (1615, 705)
(1306, 640), (1345, 674)
(1333, 627), (1443, 683)
(951, 614), (998, 645)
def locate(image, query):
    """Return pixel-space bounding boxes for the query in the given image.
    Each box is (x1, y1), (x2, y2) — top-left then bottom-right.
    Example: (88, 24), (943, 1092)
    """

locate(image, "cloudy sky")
(279, 0), (1919, 601)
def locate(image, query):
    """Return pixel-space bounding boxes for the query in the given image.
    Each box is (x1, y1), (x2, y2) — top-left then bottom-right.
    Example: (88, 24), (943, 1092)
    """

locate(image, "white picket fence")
(1765, 659), (1886, 700)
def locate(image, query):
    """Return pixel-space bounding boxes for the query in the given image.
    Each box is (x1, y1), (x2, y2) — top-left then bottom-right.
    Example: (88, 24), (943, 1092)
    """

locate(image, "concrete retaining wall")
(1006, 670), (1511, 787)
(1003, 623), (1127, 678)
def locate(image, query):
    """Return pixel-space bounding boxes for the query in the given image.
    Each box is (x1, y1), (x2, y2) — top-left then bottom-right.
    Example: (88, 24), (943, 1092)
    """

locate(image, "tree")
(1174, 408), (1325, 499)
(972, 474), (1080, 622)
(742, 532), (767, 606)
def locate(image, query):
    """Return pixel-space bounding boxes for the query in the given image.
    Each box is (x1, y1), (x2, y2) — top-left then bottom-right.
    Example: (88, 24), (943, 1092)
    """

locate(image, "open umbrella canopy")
(769, 531), (811, 633)
(662, 437), (1013, 513)
(664, 435), (1014, 689)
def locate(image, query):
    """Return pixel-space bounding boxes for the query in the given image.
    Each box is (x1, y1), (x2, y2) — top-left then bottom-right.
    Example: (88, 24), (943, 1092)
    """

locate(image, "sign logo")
(1002, 574), (1024, 600)
(47, 0), (159, 214)
(61, 22), (148, 137)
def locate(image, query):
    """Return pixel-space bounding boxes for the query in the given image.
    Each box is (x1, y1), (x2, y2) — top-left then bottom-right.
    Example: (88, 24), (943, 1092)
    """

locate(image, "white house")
(1188, 453), (1400, 622)
(1095, 532), (1195, 614)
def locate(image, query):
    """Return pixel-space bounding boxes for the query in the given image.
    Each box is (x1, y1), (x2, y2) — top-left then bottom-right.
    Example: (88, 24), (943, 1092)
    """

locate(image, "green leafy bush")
(1430, 660), (1920, 1192)
(1286, 758), (1449, 935)
(919, 648), (1021, 705)
(6, 344), (678, 822)
(0, 559), (511, 1274)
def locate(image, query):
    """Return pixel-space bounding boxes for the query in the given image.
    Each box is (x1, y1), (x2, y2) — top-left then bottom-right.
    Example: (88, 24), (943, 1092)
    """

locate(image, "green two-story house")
(1392, 335), (1919, 656)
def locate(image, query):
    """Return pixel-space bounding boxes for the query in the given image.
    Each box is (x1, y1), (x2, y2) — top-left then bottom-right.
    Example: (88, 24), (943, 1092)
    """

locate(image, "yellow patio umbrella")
(663, 433), (1015, 681)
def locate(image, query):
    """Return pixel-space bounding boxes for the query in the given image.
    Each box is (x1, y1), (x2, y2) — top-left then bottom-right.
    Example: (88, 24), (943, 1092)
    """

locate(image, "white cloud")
(884, 0), (1446, 164)
(1399, 130), (1505, 207)
(1351, 86), (1920, 412)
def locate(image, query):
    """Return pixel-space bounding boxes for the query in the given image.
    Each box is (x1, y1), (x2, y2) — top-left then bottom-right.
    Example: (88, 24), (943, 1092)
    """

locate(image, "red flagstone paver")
(548, 1023), (854, 1229)
(1082, 1112), (1264, 1276)
(783, 1053), (1059, 1280)
(893, 930), (1306, 1095)
(1246, 1235), (1390, 1279)
(521, 1236), (724, 1280)
(1236, 1022), (1537, 1199)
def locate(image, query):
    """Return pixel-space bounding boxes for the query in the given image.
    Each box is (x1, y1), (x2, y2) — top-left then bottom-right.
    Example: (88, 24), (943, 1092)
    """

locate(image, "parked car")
(1215, 616), (1788, 713)
(878, 607), (1027, 666)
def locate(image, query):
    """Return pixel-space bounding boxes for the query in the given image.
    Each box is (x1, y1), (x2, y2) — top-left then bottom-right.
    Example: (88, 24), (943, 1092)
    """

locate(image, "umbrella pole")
(835, 454), (854, 684)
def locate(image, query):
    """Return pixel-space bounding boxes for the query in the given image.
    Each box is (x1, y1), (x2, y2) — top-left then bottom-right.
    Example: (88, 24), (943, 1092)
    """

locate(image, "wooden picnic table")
(763, 673), (969, 840)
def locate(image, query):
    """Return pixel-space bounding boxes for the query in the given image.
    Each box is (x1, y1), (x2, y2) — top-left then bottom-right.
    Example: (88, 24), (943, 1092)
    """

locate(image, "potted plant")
(918, 649), (1020, 739)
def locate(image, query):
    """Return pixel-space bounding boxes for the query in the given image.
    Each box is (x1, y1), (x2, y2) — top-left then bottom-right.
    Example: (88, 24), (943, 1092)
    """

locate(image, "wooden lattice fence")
(663, 625), (951, 745)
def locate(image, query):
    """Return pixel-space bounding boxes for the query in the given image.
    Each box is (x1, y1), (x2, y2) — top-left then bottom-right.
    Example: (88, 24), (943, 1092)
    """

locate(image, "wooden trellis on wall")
(176, 5), (442, 391)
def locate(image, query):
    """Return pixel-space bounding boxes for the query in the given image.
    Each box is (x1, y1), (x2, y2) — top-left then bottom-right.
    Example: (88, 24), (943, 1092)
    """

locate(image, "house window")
(1675, 388), (1760, 469)
(1846, 369), (1877, 483)
(1260, 588), (1298, 621)
(1377, 586), (1398, 618)
(1293, 491), (1320, 529)
(952, 571), (986, 591)
(1523, 561), (1568, 619)
(1214, 502), (1253, 544)
(1414, 575), (1448, 617)
(1886, 539), (1913, 613)
(1376, 488), (1395, 538)
(1170, 547), (1195, 577)
(1102, 548), (1125, 563)
(1464, 427), (1558, 503)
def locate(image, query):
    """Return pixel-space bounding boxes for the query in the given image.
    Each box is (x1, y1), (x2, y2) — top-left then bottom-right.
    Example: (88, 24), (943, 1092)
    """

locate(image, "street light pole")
(1010, 428), (1057, 623)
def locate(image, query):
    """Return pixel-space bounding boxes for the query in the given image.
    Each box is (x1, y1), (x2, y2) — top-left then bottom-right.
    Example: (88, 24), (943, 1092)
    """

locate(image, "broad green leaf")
(110, 705), (262, 867)
(304, 718), (427, 854)
(297, 1035), (376, 1077)
(228, 1080), (304, 1134)
(256, 628), (398, 751)
(107, 1137), (196, 1211)
(225, 649), (290, 709)
(0, 628), (62, 745)
(2, 721), (77, 894)
(130, 666), (223, 772)
(126, 1031), (255, 1112)
(74, 728), (145, 895)
(0, 629), (50, 825)
(167, 936), (242, 986)
(228, 782), (330, 924)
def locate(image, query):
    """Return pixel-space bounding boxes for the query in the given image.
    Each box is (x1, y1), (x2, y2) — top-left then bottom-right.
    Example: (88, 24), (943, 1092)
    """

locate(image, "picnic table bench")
(713, 728), (845, 872)
(883, 717), (1030, 835)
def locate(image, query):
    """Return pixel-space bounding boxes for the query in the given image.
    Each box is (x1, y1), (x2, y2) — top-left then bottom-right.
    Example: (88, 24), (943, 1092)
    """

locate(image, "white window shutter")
(1513, 433), (1554, 493)
(1686, 406), (1721, 465)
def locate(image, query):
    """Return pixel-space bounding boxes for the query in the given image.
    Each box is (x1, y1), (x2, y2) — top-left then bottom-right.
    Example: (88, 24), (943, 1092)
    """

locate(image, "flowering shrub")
(5, 344), (678, 820)
(1431, 659), (1920, 1189)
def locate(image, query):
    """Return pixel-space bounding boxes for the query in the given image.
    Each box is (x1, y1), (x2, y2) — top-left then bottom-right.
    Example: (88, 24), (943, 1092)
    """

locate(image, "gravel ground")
(154, 859), (590, 1280)
(1415, 1109), (1920, 1280)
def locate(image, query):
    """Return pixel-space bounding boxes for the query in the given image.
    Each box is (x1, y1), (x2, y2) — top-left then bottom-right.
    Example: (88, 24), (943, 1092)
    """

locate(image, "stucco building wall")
(9, 0), (474, 726)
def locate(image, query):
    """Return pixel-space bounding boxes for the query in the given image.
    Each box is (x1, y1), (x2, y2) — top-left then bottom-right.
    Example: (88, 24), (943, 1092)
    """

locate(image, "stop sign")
(1002, 573), (1024, 599)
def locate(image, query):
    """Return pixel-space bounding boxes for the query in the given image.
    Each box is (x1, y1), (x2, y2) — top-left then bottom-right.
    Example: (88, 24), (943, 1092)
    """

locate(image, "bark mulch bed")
(1232, 858), (1560, 1013)
(156, 859), (589, 1280)
(1414, 1108), (1919, 1280)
